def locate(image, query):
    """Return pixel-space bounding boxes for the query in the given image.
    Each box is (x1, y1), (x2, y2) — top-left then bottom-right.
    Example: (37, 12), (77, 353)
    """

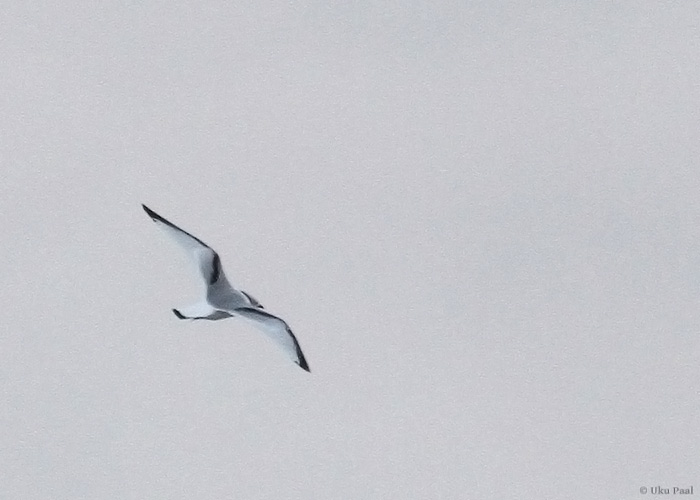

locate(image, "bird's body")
(142, 204), (310, 372)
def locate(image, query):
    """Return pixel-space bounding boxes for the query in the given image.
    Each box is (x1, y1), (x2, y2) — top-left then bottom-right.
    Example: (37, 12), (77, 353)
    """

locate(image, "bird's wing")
(234, 307), (310, 372)
(142, 204), (223, 286)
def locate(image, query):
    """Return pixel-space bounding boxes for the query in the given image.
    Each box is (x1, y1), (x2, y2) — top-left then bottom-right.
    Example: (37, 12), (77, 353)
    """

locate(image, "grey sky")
(1, 2), (699, 499)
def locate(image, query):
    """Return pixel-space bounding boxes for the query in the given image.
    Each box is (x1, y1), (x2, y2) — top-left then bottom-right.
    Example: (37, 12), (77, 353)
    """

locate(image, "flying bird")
(142, 204), (310, 372)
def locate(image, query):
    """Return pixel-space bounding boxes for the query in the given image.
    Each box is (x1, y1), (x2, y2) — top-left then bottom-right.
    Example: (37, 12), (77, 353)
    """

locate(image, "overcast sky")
(1, 2), (699, 499)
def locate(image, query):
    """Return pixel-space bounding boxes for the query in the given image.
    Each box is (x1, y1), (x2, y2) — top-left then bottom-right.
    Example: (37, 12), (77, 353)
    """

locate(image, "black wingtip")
(294, 335), (310, 372)
(142, 204), (158, 220)
(297, 357), (311, 373)
(172, 308), (186, 320)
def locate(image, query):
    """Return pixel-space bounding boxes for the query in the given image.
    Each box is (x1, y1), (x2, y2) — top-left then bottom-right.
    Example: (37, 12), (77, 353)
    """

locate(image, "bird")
(142, 204), (310, 372)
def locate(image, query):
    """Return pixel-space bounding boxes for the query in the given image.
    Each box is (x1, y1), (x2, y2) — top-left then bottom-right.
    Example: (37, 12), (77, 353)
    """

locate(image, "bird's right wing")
(234, 307), (310, 372)
(142, 204), (222, 286)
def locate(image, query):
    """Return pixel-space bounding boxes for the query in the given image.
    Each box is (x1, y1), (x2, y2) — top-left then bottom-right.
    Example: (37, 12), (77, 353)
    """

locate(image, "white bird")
(142, 204), (310, 372)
